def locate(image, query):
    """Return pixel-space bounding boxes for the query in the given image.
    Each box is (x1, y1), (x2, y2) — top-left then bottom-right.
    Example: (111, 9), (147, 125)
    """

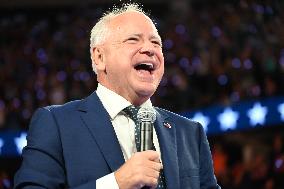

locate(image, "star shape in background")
(218, 108), (239, 131)
(0, 138), (3, 155)
(247, 102), (267, 126)
(14, 132), (27, 154)
(191, 112), (210, 132)
(278, 103), (284, 121)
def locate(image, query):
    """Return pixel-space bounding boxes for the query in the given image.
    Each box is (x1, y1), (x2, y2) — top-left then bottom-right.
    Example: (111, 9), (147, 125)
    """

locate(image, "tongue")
(137, 69), (151, 75)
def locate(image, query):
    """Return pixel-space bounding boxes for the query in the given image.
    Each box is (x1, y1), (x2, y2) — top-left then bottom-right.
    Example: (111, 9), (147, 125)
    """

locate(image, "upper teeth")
(141, 63), (154, 69)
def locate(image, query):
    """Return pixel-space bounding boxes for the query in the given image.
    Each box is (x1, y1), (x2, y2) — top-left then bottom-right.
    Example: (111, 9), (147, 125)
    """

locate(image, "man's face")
(95, 11), (164, 105)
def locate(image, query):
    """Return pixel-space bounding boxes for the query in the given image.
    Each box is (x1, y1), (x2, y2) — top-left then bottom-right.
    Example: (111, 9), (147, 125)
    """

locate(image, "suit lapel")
(77, 93), (180, 186)
(78, 92), (125, 172)
(154, 109), (180, 188)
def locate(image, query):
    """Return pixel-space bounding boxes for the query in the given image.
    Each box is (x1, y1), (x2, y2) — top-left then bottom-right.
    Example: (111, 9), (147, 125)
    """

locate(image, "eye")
(152, 40), (162, 47)
(127, 37), (139, 42)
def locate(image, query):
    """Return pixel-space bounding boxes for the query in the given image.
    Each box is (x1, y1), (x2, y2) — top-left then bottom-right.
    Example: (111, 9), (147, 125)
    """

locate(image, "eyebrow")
(128, 33), (162, 43)
(150, 35), (162, 43)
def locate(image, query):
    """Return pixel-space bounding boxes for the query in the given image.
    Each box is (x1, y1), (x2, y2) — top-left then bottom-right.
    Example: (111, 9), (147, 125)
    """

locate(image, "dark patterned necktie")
(123, 105), (166, 189)
(123, 105), (141, 152)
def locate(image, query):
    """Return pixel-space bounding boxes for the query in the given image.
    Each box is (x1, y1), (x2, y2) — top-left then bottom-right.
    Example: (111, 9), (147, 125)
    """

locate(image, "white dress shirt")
(96, 84), (162, 189)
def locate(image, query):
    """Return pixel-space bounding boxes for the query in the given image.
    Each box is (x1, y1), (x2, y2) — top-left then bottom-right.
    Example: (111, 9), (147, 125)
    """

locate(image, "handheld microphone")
(137, 107), (156, 151)
(137, 108), (160, 189)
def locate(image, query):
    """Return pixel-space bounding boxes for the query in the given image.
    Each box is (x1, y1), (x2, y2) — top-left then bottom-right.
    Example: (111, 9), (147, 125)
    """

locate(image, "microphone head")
(137, 107), (156, 123)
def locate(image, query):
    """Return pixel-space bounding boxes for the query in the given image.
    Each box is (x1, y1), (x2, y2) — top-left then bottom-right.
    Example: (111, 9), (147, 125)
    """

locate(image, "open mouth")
(134, 63), (155, 73)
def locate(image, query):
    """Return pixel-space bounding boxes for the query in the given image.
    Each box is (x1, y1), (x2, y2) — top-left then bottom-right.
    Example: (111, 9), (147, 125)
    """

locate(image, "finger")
(135, 150), (160, 163)
(143, 150), (160, 162)
(144, 167), (160, 179)
(130, 169), (158, 189)
(142, 175), (159, 188)
(145, 161), (162, 171)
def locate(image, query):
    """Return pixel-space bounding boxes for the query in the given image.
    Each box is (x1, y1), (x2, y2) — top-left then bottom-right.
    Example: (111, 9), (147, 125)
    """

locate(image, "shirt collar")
(96, 83), (153, 120)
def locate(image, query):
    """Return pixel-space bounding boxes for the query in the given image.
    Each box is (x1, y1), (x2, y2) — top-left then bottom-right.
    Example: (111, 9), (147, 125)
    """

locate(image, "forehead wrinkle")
(109, 39), (122, 48)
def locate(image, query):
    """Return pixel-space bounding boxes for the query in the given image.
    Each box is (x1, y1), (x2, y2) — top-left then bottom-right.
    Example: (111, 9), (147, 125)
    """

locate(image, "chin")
(137, 88), (156, 98)
(134, 82), (158, 98)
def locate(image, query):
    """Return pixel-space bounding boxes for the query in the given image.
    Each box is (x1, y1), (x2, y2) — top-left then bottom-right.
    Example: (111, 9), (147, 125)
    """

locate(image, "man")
(14, 3), (220, 189)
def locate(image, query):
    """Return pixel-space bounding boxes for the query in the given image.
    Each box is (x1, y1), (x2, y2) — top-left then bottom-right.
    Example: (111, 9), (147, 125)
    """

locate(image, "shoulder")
(155, 107), (208, 146)
(29, 99), (82, 126)
(42, 91), (100, 115)
(43, 99), (82, 114)
(155, 107), (202, 130)
(28, 98), (86, 128)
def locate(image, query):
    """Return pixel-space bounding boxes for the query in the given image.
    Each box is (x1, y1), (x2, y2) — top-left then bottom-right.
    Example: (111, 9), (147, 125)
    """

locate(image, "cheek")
(156, 49), (164, 63)
(158, 54), (165, 75)
(158, 66), (165, 82)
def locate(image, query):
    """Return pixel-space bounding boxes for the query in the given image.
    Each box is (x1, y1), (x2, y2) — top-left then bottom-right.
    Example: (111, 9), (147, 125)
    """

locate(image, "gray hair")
(90, 3), (147, 73)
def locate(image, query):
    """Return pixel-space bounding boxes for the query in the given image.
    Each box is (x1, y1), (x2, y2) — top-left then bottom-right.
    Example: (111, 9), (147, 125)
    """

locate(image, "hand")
(114, 150), (162, 189)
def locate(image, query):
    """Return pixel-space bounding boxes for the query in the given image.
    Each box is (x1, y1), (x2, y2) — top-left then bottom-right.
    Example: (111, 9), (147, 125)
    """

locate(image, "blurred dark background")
(0, 0), (284, 188)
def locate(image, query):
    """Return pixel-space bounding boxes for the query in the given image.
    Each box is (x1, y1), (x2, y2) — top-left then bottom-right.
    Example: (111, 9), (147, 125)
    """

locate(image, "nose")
(139, 41), (155, 57)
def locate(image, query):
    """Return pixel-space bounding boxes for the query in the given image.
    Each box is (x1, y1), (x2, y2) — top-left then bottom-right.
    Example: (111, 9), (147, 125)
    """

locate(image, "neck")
(97, 82), (150, 106)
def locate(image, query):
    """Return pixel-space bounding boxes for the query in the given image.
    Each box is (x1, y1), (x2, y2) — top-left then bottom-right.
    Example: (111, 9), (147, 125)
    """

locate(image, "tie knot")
(123, 105), (140, 122)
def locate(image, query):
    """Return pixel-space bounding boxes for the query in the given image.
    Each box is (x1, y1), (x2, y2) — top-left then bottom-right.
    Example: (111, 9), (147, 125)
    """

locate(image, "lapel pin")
(163, 122), (172, 128)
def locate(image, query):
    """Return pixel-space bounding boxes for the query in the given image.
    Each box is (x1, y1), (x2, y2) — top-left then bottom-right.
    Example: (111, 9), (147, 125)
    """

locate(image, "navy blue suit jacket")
(14, 92), (220, 189)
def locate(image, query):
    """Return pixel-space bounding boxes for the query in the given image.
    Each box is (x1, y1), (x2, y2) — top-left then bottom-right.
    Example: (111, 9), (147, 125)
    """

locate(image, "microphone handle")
(140, 122), (154, 189)
(140, 122), (153, 151)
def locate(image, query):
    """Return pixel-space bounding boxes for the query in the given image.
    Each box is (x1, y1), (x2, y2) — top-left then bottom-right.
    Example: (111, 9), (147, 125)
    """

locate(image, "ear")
(92, 46), (106, 72)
